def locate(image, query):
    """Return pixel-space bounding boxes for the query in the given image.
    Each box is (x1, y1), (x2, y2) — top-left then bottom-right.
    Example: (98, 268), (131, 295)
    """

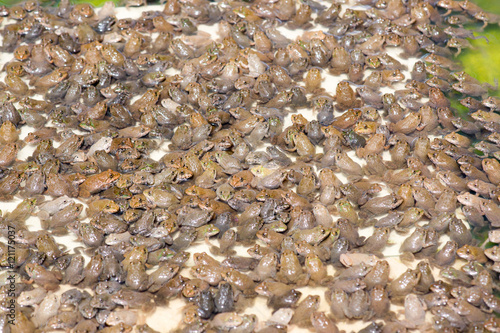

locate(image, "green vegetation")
(470, 0), (500, 14)
(457, 0), (500, 94)
(449, 94), (469, 117)
(71, 0), (121, 6)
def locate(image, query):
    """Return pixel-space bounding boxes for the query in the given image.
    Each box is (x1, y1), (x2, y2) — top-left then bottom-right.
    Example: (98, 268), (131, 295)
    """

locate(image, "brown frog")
(79, 169), (121, 197)
(387, 268), (421, 299)
(276, 250), (309, 286)
(24, 263), (63, 290)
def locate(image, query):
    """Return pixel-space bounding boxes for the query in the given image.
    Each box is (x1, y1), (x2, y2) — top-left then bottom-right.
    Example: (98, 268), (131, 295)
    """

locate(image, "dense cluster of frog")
(3, 0), (500, 332)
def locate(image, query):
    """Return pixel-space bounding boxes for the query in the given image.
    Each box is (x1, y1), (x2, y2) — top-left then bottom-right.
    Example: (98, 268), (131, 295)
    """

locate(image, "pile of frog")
(4, 0), (500, 331)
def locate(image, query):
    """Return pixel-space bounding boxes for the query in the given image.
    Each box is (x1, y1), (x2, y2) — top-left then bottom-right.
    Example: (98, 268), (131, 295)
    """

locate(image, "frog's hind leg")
(485, 78), (499, 91)
(473, 34), (489, 43)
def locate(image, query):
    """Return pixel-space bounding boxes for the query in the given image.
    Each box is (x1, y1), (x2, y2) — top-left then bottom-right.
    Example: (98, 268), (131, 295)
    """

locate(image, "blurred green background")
(457, 0), (500, 89)
(446, 0), (500, 115)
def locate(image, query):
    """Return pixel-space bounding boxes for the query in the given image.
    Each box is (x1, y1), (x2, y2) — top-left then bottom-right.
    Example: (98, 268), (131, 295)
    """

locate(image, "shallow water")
(2, 0), (500, 332)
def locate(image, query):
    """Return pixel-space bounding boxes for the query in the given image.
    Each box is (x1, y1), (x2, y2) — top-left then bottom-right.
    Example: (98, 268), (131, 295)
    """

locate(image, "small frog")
(434, 240), (458, 267)
(24, 263), (63, 290)
(484, 246), (500, 261)
(457, 245), (487, 263)
(276, 250), (309, 286)
(387, 268), (421, 299)
(304, 254), (330, 285)
(291, 225), (330, 246)
(79, 169), (121, 197)
(310, 311), (339, 333)
(221, 268), (256, 296)
(401, 294), (427, 328)
(369, 285), (390, 319)
(448, 298), (488, 323)
(447, 37), (474, 56)
(125, 260), (149, 291)
(17, 288), (47, 306)
(381, 69), (405, 85)
(290, 295), (320, 328)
